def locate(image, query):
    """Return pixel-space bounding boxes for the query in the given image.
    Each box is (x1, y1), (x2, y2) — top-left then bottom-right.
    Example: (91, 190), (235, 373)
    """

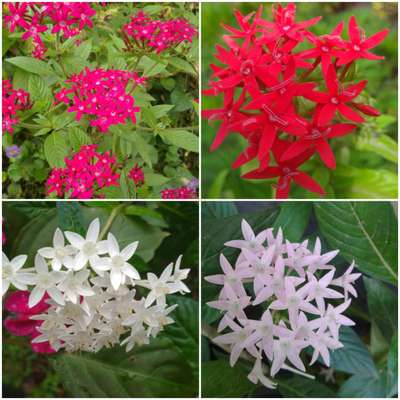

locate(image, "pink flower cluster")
(205, 219), (360, 388)
(161, 186), (197, 199)
(3, 2), (96, 58)
(55, 68), (143, 133)
(2, 79), (30, 134)
(46, 145), (120, 199)
(123, 11), (197, 53)
(128, 165), (145, 186)
(4, 290), (56, 354)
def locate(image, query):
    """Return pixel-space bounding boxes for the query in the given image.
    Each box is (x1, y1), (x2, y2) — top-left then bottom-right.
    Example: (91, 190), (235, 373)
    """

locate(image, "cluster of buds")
(2, 79), (30, 134)
(46, 145), (120, 199)
(122, 11), (197, 53)
(3, 218), (191, 353)
(161, 186), (197, 199)
(203, 3), (388, 198)
(55, 68), (143, 133)
(3, 2), (96, 58)
(205, 219), (360, 388)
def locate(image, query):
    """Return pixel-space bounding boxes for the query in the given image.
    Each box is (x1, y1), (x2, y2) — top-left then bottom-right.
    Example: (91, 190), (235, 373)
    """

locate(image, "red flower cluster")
(122, 11), (197, 53)
(161, 186), (197, 199)
(55, 68), (143, 133)
(46, 145), (120, 199)
(128, 164), (145, 186)
(4, 290), (56, 354)
(2, 79), (30, 134)
(3, 2), (96, 58)
(203, 4), (388, 198)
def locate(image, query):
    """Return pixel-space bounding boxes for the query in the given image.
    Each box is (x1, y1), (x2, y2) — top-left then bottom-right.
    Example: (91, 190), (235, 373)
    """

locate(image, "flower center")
(321, 45), (330, 52)
(353, 45), (361, 51)
(240, 60), (254, 77)
(83, 241), (97, 256)
(55, 247), (66, 259)
(3, 264), (13, 279)
(330, 97), (339, 104)
(282, 25), (291, 32)
(111, 255), (125, 269)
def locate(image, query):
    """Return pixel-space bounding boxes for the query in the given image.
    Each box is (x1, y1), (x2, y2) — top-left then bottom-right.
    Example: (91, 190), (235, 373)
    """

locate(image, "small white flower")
(37, 228), (76, 271)
(2, 252), (35, 295)
(64, 218), (108, 270)
(29, 254), (66, 307)
(57, 270), (95, 304)
(170, 255), (191, 294)
(91, 233), (140, 291)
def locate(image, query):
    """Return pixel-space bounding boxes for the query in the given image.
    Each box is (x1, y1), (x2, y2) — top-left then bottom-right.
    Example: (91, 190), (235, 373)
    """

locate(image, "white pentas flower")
(38, 228), (76, 271)
(206, 219), (360, 389)
(64, 218), (108, 270)
(3, 217), (191, 355)
(2, 252), (35, 295)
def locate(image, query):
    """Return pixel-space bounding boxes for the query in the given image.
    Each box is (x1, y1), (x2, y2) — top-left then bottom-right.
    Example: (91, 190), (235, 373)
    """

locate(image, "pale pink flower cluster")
(205, 219), (360, 388)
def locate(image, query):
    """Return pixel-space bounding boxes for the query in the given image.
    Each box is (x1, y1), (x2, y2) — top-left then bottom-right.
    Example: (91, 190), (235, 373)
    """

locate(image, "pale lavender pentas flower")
(5, 145), (21, 159)
(205, 218), (360, 389)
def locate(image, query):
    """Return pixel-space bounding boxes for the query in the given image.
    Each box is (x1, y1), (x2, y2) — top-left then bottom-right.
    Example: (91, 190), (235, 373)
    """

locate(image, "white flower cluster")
(205, 219), (360, 389)
(3, 218), (190, 353)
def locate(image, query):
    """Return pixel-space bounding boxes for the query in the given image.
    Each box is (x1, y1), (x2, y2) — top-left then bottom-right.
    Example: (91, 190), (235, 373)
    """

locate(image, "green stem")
(98, 204), (126, 240)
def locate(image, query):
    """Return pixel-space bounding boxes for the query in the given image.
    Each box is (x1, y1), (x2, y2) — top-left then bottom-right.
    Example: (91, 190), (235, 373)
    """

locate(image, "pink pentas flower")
(4, 290), (56, 354)
(3, 2), (96, 58)
(128, 165), (145, 186)
(203, 3), (388, 198)
(54, 68), (142, 133)
(123, 12), (197, 54)
(2, 80), (31, 134)
(205, 219), (360, 388)
(46, 145), (121, 199)
(161, 186), (197, 199)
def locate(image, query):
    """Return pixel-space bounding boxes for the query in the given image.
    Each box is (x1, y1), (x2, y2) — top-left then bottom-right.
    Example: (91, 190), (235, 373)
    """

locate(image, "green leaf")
(339, 374), (386, 398)
(144, 173), (170, 187)
(201, 361), (254, 398)
(152, 104), (174, 119)
(201, 202), (238, 220)
(364, 277), (397, 342)
(44, 132), (69, 168)
(164, 295), (199, 376)
(330, 327), (377, 377)
(386, 334), (398, 397)
(56, 202), (84, 234)
(141, 107), (157, 129)
(6, 56), (55, 76)
(332, 166), (397, 199)
(68, 127), (92, 151)
(278, 376), (335, 397)
(138, 55), (167, 77)
(314, 202), (398, 285)
(356, 133), (398, 163)
(207, 169), (229, 199)
(28, 75), (52, 110)
(273, 202), (311, 242)
(52, 337), (197, 397)
(168, 57), (197, 75)
(161, 129), (198, 153)
(74, 39), (92, 61)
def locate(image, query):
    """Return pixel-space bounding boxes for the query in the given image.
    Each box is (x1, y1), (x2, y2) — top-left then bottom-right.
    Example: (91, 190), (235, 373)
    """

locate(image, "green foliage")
(201, 3), (397, 199)
(3, 2), (199, 199)
(201, 201), (398, 398)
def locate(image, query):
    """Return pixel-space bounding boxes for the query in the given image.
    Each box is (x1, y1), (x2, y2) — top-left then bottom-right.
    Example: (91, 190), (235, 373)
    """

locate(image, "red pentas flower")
(161, 186), (197, 199)
(54, 68), (143, 133)
(3, 2), (96, 59)
(46, 144), (121, 199)
(4, 290), (56, 354)
(203, 3), (388, 198)
(122, 11), (197, 53)
(2, 79), (31, 134)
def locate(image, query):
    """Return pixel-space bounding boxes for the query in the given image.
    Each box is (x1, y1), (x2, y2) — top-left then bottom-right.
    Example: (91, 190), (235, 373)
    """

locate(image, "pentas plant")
(55, 68), (144, 133)
(46, 144), (120, 199)
(3, 2), (96, 59)
(203, 3), (388, 198)
(205, 219), (360, 388)
(2, 79), (31, 134)
(3, 218), (191, 354)
(122, 11), (197, 53)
